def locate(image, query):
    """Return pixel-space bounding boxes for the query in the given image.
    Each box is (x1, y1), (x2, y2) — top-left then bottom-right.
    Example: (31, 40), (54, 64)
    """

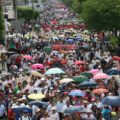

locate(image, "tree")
(17, 6), (39, 22)
(0, 1), (4, 41)
(82, 0), (120, 35)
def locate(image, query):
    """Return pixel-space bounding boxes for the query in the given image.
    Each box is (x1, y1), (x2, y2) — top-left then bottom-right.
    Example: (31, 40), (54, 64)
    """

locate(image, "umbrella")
(45, 68), (65, 75)
(92, 88), (108, 94)
(112, 56), (120, 61)
(75, 61), (85, 65)
(101, 96), (120, 106)
(89, 69), (100, 75)
(106, 69), (120, 75)
(69, 89), (85, 97)
(67, 39), (74, 43)
(79, 81), (97, 88)
(28, 93), (45, 100)
(93, 73), (110, 80)
(80, 72), (93, 78)
(31, 71), (43, 77)
(73, 75), (89, 83)
(31, 64), (45, 69)
(60, 78), (74, 84)
(22, 55), (33, 60)
(64, 106), (84, 113)
(51, 51), (59, 55)
(0, 72), (11, 77)
(7, 51), (16, 55)
(29, 101), (49, 108)
(12, 107), (32, 113)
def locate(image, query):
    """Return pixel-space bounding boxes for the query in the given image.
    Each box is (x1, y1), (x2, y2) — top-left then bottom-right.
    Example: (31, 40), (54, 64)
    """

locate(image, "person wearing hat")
(40, 112), (50, 120)
(32, 108), (41, 120)
(49, 107), (59, 120)
(19, 110), (31, 120)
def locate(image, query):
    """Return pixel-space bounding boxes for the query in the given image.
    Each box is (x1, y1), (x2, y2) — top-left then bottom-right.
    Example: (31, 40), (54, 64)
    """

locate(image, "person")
(0, 99), (6, 120)
(40, 112), (50, 120)
(19, 110), (31, 120)
(101, 105), (111, 120)
(32, 108), (41, 120)
(49, 107), (59, 120)
(56, 97), (65, 120)
(0, 53), (6, 70)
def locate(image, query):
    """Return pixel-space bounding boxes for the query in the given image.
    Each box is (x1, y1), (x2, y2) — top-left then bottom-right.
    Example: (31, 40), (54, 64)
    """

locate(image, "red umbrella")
(112, 56), (120, 61)
(51, 20), (58, 25)
(92, 88), (108, 94)
(75, 61), (85, 65)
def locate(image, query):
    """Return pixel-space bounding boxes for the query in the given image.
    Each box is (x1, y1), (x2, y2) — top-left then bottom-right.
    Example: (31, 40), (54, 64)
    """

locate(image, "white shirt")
(0, 104), (5, 117)
(50, 112), (59, 120)
(19, 116), (31, 120)
(56, 101), (65, 113)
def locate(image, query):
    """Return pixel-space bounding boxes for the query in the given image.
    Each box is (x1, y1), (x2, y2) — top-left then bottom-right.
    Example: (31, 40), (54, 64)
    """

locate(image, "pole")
(13, 0), (17, 19)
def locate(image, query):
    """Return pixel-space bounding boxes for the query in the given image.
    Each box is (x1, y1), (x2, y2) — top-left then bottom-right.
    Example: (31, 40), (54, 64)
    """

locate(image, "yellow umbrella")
(60, 78), (74, 84)
(28, 93), (45, 100)
(31, 71), (42, 77)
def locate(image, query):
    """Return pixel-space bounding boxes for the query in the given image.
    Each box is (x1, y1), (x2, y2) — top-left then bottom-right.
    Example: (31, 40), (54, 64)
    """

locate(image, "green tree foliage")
(17, 6), (39, 21)
(82, 0), (120, 32)
(0, 3), (4, 40)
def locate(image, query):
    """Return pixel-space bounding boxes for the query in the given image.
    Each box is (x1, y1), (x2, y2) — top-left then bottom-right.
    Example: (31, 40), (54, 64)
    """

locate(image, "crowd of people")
(0, 0), (120, 120)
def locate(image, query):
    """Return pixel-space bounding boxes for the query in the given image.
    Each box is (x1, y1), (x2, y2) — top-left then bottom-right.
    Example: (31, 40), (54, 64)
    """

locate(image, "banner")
(52, 44), (76, 51)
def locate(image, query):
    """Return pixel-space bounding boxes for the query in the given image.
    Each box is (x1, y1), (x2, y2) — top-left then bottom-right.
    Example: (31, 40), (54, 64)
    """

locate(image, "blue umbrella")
(29, 101), (49, 108)
(106, 69), (120, 75)
(12, 107), (32, 113)
(64, 106), (84, 113)
(101, 96), (120, 106)
(69, 89), (85, 97)
(67, 39), (74, 43)
(79, 81), (97, 88)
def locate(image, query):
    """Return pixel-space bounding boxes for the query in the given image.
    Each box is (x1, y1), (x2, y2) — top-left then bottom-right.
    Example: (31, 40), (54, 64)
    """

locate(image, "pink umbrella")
(89, 69), (100, 75)
(31, 63), (45, 69)
(22, 55), (33, 60)
(93, 73), (110, 80)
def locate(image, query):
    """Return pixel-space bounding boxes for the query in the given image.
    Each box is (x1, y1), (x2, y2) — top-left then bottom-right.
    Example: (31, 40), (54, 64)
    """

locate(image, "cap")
(36, 108), (40, 112)
(51, 107), (56, 111)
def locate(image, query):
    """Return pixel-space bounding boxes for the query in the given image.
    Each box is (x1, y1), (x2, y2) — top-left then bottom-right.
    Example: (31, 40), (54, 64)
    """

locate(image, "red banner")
(52, 44), (76, 51)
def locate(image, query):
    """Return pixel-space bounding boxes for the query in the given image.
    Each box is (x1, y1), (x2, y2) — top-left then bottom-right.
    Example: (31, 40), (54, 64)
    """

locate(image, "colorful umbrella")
(64, 106), (84, 113)
(75, 60), (85, 65)
(69, 89), (85, 96)
(89, 69), (100, 75)
(60, 78), (74, 84)
(22, 55), (33, 60)
(80, 72), (93, 78)
(93, 73), (110, 80)
(73, 75), (89, 83)
(92, 88), (108, 94)
(31, 64), (45, 69)
(79, 81), (97, 88)
(28, 93), (45, 100)
(31, 71), (43, 77)
(45, 68), (65, 75)
(101, 96), (120, 106)
(106, 69), (120, 75)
